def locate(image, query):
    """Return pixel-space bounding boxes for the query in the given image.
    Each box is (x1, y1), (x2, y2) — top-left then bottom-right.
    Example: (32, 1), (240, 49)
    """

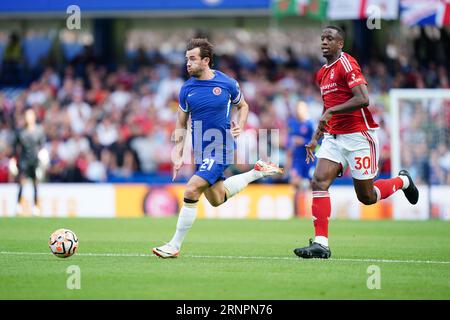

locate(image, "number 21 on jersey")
(199, 158), (215, 171)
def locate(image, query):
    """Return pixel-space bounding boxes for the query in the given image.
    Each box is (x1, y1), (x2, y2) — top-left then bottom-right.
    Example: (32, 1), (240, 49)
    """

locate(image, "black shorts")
(18, 161), (37, 179)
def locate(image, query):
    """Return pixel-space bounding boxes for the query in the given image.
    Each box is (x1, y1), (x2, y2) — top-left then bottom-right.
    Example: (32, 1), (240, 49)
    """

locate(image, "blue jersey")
(179, 70), (242, 165)
(287, 117), (314, 162)
(287, 117), (315, 180)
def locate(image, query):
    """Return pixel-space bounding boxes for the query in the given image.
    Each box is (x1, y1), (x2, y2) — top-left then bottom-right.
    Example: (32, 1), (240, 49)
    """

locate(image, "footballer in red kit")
(315, 52), (379, 134)
(293, 26), (420, 259)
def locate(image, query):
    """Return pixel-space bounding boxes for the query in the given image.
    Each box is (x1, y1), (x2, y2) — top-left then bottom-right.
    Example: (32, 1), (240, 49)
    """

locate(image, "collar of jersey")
(324, 52), (344, 69)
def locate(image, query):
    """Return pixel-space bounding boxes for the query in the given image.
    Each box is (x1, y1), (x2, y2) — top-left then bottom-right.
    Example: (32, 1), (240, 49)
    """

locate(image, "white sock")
(223, 169), (264, 198)
(314, 236), (329, 247)
(399, 175), (410, 190)
(169, 203), (197, 250)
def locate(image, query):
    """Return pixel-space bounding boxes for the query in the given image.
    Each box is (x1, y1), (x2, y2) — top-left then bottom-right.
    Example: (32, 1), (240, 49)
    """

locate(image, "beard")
(187, 66), (203, 78)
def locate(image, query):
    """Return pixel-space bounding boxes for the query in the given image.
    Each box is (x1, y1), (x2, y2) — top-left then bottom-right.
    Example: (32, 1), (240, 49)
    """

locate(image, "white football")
(49, 228), (79, 258)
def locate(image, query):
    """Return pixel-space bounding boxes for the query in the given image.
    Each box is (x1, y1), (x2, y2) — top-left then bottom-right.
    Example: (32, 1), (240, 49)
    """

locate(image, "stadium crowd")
(0, 28), (449, 185)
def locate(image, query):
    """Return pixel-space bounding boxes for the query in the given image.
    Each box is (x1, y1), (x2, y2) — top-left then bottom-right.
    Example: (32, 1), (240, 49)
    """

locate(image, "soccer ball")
(48, 229), (79, 258)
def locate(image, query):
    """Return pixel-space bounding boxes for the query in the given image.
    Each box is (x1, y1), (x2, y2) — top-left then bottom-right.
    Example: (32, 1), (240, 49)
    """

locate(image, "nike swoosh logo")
(188, 93), (195, 97)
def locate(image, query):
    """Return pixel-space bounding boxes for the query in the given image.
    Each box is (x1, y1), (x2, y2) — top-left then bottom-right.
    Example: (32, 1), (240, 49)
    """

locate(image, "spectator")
(84, 150), (107, 182)
(1, 32), (24, 86)
(67, 91), (91, 135)
(0, 28), (447, 185)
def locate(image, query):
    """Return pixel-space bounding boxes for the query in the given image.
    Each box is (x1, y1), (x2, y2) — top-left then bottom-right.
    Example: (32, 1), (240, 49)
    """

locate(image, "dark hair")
(323, 25), (345, 40)
(186, 38), (214, 67)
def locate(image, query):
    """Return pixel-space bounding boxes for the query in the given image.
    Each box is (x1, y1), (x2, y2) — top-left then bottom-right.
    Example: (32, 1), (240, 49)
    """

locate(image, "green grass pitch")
(0, 217), (449, 299)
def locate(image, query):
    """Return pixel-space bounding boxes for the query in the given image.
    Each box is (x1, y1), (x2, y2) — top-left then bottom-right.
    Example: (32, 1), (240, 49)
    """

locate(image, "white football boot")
(32, 205), (41, 217)
(254, 159), (284, 177)
(152, 243), (180, 259)
(16, 204), (23, 216)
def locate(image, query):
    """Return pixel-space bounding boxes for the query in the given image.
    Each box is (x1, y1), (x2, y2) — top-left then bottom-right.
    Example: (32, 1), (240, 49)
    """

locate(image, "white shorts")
(315, 130), (379, 180)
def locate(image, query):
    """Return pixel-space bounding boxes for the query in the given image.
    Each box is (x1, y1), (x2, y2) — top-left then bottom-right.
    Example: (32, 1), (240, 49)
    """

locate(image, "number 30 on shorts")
(200, 158), (215, 171)
(354, 156), (371, 170)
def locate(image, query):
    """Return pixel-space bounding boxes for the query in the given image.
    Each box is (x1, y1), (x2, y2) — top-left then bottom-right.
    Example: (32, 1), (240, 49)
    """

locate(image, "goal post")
(389, 89), (450, 220)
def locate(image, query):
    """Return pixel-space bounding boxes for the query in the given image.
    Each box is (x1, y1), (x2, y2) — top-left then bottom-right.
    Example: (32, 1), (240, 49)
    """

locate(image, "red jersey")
(315, 52), (379, 134)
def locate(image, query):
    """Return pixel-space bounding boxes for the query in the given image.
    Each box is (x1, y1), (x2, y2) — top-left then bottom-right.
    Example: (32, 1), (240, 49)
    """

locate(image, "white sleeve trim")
(179, 103), (189, 113)
(232, 91), (243, 105)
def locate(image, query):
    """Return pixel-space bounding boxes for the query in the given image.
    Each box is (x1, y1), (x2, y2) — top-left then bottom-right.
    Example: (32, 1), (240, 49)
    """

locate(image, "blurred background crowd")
(0, 23), (449, 185)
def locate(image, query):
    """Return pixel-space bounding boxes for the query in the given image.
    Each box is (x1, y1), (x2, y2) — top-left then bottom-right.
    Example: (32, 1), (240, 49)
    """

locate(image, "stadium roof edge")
(0, 9), (271, 19)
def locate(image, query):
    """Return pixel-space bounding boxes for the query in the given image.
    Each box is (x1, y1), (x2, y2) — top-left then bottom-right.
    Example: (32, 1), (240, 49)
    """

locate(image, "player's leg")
(163, 159), (233, 255)
(289, 167), (301, 189)
(32, 178), (38, 206)
(352, 178), (377, 205)
(350, 130), (418, 206)
(289, 168), (302, 216)
(377, 170), (419, 204)
(299, 161), (315, 190)
(16, 175), (24, 204)
(203, 180), (226, 207)
(291, 163), (313, 216)
(293, 158), (341, 259)
(31, 174), (40, 216)
(168, 174), (209, 249)
(354, 173), (419, 206)
(310, 159), (340, 244)
(152, 175), (209, 258)
(222, 159), (283, 201)
(294, 133), (346, 259)
(203, 159), (284, 207)
(16, 172), (25, 215)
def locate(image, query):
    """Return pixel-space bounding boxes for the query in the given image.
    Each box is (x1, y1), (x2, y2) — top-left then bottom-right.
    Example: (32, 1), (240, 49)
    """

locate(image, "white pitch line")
(1, 251), (450, 265)
(0, 251), (152, 258)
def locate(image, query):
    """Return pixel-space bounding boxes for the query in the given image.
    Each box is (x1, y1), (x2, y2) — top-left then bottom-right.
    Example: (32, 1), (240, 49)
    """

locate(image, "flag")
(272, 0), (327, 20)
(306, 0), (328, 20)
(327, 0), (399, 20)
(436, 0), (450, 26)
(272, 0), (301, 17)
(400, 0), (450, 26)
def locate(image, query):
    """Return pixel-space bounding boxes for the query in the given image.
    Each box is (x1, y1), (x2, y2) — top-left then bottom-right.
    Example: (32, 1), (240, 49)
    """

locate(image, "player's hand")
(305, 139), (317, 164)
(231, 121), (241, 138)
(172, 158), (183, 181)
(8, 157), (18, 176)
(318, 110), (333, 132)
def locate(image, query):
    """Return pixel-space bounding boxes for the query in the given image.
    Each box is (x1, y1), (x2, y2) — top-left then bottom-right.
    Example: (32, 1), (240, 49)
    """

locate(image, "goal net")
(389, 89), (450, 220)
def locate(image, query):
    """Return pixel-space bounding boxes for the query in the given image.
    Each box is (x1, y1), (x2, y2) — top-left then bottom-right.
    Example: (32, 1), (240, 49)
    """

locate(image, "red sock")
(312, 191), (331, 238)
(373, 177), (404, 201)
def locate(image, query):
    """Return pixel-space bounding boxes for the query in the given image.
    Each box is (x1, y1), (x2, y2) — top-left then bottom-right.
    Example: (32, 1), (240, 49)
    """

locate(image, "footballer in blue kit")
(153, 38), (284, 258)
(287, 101), (315, 189)
(178, 69), (241, 185)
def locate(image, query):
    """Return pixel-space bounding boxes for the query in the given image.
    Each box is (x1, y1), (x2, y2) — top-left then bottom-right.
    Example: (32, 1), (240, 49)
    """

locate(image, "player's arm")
(328, 84), (369, 114)
(9, 130), (21, 176)
(318, 84), (369, 131)
(172, 108), (189, 181)
(305, 127), (323, 164)
(37, 128), (49, 169)
(231, 98), (249, 138)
